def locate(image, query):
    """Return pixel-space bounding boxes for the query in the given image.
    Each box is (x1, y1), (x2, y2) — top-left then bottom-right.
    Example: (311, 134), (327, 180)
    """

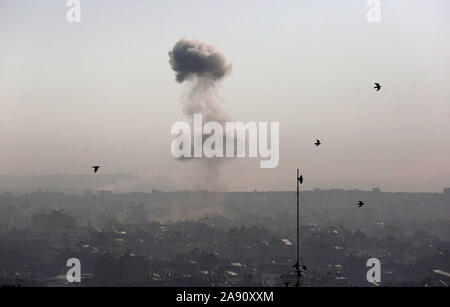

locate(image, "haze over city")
(0, 1), (450, 291)
(1, 0), (449, 192)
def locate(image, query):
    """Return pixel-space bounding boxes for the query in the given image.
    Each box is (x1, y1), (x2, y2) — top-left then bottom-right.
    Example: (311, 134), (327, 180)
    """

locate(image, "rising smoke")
(169, 38), (231, 84)
(169, 38), (232, 123)
(169, 39), (233, 190)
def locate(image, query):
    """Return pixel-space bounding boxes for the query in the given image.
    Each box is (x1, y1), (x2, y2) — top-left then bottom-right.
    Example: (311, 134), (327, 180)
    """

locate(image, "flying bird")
(298, 175), (303, 184)
(357, 201), (365, 208)
(92, 166), (100, 173)
(374, 83), (381, 91)
(315, 139), (321, 147)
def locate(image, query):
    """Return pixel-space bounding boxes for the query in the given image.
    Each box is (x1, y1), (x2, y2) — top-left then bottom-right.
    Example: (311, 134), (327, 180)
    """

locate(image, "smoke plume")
(169, 39), (233, 190)
(169, 38), (231, 84)
(169, 38), (232, 123)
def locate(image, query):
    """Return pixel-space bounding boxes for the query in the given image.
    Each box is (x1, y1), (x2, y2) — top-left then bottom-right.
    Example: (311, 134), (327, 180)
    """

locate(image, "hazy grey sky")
(0, 0), (449, 192)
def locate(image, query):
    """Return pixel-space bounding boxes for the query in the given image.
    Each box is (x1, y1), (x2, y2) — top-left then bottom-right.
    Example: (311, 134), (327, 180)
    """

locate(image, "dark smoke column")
(168, 39), (233, 190)
(169, 39), (231, 83)
(168, 38), (232, 123)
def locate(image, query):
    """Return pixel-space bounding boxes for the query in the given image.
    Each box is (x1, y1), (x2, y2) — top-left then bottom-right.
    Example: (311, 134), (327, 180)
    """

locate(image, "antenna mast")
(294, 168), (303, 287)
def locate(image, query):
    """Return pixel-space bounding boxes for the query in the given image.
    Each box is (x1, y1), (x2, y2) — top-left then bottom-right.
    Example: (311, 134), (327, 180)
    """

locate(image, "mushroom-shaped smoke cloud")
(169, 39), (232, 83)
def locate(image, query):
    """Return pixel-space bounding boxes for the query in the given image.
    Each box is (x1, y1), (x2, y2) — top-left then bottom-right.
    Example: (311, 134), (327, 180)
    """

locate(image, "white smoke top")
(169, 38), (232, 123)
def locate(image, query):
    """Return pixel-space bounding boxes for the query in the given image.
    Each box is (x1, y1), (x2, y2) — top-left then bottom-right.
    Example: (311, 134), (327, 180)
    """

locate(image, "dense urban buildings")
(0, 188), (449, 287)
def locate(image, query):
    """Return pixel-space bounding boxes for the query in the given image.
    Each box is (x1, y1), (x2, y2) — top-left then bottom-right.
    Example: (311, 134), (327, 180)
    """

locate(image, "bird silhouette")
(315, 139), (321, 147)
(357, 201), (365, 208)
(298, 175), (303, 184)
(302, 265), (307, 270)
(92, 166), (100, 173)
(374, 83), (381, 91)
